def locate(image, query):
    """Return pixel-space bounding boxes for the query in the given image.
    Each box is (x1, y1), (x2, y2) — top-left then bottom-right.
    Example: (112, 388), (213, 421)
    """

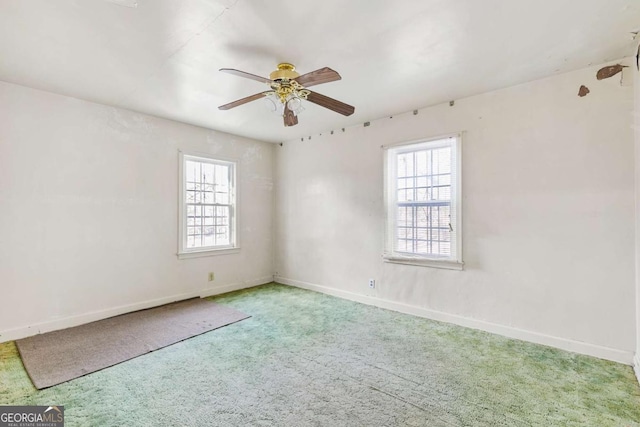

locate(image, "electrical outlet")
(368, 279), (375, 289)
(208, 272), (215, 282)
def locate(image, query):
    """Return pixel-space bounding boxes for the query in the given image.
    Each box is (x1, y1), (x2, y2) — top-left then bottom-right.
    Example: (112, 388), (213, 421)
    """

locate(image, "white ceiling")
(1, 0), (639, 143)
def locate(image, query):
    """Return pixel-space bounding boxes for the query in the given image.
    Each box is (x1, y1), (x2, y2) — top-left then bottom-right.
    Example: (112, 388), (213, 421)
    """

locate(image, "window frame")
(177, 151), (239, 259)
(383, 133), (463, 270)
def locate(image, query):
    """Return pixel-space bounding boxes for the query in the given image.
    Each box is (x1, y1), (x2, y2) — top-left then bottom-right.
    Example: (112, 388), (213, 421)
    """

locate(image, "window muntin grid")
(183, 157), (235, 250)
(393, 143), (454, 258)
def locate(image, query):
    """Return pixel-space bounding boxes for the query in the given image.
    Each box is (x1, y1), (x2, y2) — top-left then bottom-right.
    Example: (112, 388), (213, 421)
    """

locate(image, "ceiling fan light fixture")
(292, 104), (304, 117)
(286, 96), (304, 115)
(263, 93), (284, 115)
(263, 94), (277, 112)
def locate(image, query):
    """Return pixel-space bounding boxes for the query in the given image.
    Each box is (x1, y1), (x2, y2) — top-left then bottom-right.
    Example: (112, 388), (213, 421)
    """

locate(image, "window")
(384, 134), (463, 270)
(178, 152), (237, 258)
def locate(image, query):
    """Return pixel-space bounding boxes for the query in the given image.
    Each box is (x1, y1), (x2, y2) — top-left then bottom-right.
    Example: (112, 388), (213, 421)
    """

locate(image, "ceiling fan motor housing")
(269, 63), (299, 81)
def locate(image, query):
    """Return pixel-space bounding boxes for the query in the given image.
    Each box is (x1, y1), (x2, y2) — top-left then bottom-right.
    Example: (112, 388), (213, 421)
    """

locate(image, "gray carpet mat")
(16, 298), (249, 389)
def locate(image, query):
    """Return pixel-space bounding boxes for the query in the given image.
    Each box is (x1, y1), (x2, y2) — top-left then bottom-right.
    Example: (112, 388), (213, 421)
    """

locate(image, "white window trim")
(177, 150), (240, 259)
(383, 133), (464, 270)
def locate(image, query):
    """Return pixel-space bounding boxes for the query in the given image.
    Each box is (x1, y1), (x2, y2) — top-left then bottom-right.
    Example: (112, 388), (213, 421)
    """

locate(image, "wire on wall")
(289, 102), (450, 143)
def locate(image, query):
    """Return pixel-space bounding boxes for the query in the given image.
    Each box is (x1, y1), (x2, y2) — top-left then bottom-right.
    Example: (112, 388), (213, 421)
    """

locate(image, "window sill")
(383, 255), (464, 270)
(177, 247), (240, 260)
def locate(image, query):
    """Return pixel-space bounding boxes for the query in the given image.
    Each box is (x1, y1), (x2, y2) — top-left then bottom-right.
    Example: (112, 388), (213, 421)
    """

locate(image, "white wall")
(0, 81), (274, 341)
(275, 60), (636, 364)
(2, 59), (636, 365)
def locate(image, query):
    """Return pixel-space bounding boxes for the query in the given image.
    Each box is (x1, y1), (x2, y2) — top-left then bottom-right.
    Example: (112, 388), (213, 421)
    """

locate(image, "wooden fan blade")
(283, 105), (298, 127)
(295, 67), (341, 88)
(218, 92), (267, 110)
(219, 68), (272, 84)
(306, 91), (355, 116)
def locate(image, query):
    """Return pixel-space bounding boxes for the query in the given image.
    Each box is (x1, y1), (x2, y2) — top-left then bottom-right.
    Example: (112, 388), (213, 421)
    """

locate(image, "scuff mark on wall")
(103, 0), (138, 7)
(242, 145), (264, 165)
(596, 64), (627, 80)
(106, 107), (154, 142)
(578, 85), (590, 97)
(205, 132), (225, 155)
(249, 176), (274, 192)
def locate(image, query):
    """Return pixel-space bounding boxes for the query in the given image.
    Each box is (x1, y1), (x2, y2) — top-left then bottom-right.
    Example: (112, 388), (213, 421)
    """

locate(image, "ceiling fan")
(218, 63), (355, 127)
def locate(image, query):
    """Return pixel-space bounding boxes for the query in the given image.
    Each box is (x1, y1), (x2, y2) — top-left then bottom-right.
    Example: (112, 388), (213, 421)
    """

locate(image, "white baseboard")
(199, 276), (274, 298)
(634, 354), (640, 385)
(277, 277), (634, 366)
(0, 276), (273, 343)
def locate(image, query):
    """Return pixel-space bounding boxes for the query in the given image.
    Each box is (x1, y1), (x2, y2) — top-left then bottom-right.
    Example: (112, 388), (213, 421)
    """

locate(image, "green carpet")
(1, 283), (639, 426)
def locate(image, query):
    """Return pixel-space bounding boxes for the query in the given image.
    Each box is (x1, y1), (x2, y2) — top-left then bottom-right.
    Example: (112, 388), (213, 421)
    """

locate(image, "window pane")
(416, 151), (427, 176)
(186, 161), (198, 182)
(216, 191), (229, 205)
(203, 187), (214, 204)
(397, 154), (409, 178)
(417, 228), (427, 241)
(202, 164), (214, 184)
